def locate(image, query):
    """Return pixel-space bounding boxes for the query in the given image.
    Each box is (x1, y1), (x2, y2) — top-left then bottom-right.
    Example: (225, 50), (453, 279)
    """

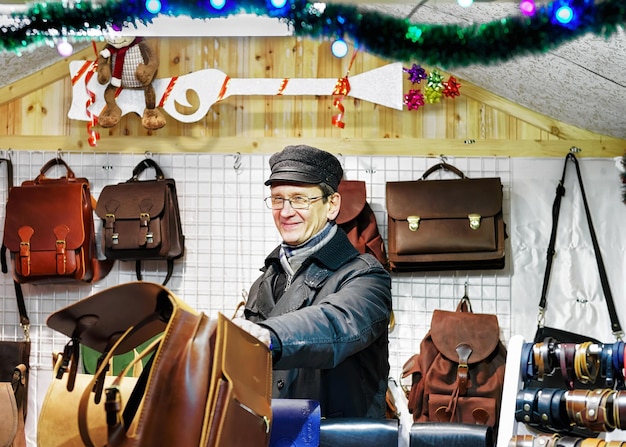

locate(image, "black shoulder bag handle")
(536, 152), (623, 341)
(0, 157), (30, 340)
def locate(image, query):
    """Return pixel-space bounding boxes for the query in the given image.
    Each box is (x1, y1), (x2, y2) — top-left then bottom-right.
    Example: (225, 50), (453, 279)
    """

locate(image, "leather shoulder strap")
(0, 158), (29, 340)
(538, 152), (623, 338)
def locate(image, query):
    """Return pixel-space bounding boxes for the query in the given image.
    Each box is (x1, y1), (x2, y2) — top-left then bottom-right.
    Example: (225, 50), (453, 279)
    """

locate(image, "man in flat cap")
(234, 145), (392, 418)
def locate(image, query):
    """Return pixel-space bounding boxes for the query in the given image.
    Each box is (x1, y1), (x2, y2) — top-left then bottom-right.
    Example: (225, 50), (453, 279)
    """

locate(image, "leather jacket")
(244, 229), (392, 418)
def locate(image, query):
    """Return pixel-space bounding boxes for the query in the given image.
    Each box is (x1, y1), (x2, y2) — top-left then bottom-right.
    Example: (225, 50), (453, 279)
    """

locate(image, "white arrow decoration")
(68, 61), (404, 124)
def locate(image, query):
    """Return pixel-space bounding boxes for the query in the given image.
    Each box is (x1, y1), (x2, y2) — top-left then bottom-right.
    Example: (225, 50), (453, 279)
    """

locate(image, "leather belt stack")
(509, 434), (626, 447)
(521, 340), (626, 389)
(515, 388), (626, 433)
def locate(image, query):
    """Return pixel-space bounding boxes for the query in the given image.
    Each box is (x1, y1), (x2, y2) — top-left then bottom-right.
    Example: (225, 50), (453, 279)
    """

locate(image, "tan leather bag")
(402, 296), (506, 433)
(0, 364), (27, 447)
(386, 162), (506, 272)
(2, 157), (113, 284)
(95, 158), (184, 285)
(37, 360), (139, 447)
(42, 282), (272, 447)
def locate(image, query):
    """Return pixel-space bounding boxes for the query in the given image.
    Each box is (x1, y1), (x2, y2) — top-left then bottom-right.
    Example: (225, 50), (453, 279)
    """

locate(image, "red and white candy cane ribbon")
(331, 49), (359, 129)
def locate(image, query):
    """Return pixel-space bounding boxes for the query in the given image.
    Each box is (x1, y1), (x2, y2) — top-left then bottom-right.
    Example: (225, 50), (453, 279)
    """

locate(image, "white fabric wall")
(0, 151), (623, 446)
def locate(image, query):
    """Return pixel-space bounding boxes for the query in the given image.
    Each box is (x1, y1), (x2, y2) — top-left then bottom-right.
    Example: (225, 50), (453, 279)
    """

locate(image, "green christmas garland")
(1, 0), (625, 68)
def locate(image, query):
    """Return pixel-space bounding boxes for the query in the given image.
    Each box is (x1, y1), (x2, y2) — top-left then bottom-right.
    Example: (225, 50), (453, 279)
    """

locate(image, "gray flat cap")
(265, 145), (343, 191)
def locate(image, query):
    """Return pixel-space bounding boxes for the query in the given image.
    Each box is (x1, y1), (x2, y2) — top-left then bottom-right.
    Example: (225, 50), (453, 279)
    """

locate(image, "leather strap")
(521, 342), (535, 382)
(130, 158), (165, 181)
(537, 153), (623, 339)
(420, 162), (466, 180)
(558, 343), (577, 389)
(534, 342), (546, 381)
(601, 343), (615, 388)
(556, 436), (582, 447)
(516, 388), (539, 424)
(579, 439), (605, 447)
(566, 388), (615, 432)
(574, 342), (599, 384)
(612, 390), (626, 430)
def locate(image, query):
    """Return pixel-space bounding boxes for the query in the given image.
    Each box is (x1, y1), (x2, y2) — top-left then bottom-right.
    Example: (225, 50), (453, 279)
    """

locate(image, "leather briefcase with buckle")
(385, 162), (506, 272)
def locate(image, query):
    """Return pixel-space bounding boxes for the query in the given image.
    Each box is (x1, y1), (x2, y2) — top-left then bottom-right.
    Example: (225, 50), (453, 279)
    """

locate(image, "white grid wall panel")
(0, 150), (512, 392)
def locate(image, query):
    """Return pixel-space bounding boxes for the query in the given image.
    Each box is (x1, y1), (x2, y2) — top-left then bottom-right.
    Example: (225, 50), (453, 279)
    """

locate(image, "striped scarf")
(279, 222), (337, 286)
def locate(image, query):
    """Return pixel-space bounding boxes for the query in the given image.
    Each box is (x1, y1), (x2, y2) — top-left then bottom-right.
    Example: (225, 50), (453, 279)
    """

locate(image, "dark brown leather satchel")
(402, 296), (506, 433)
(43, 282), (272, 447)
(336, 179), (388, 269)
(2, 157), (112, 284)
(95, 158), (184, 285)
(386, 162), (506, 272)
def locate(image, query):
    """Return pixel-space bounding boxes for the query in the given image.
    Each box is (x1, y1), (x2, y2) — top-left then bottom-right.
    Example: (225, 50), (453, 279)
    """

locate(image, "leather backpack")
(95, 158), (184, 285)
(402, 296), (506, 433)
(2, 157), (113, 285)
(336, 179), (388, 269)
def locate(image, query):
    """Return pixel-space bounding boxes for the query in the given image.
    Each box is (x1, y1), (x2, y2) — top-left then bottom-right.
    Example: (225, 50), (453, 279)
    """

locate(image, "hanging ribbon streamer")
(332, 48), (359, 129)
(78, 42), (101, 147)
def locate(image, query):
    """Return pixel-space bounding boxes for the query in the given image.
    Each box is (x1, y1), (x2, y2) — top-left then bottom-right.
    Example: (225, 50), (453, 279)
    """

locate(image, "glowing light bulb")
(331, 39), (348, 58)
(555, 5), (574, 24)
(270, 0), (287, 7)
(457, 0), (473, 7)
(145, 0), (162, 14)
(57, 40), (73, 57)
(209, 0), (226, 9)
(519, 0), (536, 16)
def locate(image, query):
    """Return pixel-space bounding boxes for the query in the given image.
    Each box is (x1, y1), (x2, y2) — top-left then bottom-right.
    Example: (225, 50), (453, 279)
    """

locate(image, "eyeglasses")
(264, 195), (326, 210)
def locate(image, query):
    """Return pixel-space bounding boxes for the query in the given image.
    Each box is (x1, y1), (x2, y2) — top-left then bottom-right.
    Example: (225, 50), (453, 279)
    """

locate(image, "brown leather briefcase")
(386, 162), (506, 272)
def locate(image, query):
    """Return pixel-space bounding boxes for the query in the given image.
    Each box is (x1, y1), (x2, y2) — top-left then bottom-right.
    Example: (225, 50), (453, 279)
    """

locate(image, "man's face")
(269, 183), (340, 246)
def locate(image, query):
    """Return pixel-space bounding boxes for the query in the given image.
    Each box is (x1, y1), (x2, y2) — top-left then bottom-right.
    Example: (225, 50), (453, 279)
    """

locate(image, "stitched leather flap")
(46, 282), (196, 355)
(336, 180), (366, 224)
(95, 180), (170, 220)
(3, 181), (88, 251)
(430, 307), (501, 364)
(385, 177), (502, 221)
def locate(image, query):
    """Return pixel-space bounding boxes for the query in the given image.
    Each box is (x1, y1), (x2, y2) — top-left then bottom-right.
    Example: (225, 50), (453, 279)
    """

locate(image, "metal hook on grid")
(569, 146), (582, 153)
(439, 154), (448, 164)
(231, 152), (242, 174)
(144, 151), (153, 159)
(57, 148), (64, 159)
(337, 153), (345, 169)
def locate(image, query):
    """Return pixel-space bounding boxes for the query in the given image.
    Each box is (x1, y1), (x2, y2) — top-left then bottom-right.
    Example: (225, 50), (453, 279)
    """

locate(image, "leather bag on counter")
(95, 158), (184, 285)
(40, 282), (272, 447)
(2, 157), (113, 285)
(402, 296), (506, 433)
(336, 179), (388, 269)
(385, 162), (506, 272)
(0, 364), (27, 447)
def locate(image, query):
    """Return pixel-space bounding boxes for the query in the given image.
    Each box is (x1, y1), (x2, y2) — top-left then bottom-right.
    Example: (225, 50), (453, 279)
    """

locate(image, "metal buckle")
(468, 213), (481, 230)
(407, 215), (420, 232)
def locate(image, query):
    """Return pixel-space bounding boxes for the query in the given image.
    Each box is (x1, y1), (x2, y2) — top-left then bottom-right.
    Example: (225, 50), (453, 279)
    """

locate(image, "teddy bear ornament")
(97, 35), (166, 130)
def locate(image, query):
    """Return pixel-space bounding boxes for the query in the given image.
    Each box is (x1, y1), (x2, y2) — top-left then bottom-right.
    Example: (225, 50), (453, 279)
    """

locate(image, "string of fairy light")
(0, 0), (624, 69)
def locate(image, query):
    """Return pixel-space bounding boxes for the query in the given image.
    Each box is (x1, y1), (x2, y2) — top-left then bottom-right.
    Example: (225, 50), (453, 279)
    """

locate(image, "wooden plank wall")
(0, 37), (623, 157)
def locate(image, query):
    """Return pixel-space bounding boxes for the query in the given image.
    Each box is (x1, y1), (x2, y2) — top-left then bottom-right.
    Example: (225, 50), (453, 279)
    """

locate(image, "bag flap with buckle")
(46, 282), (193, 355)
(386, 177), (503, 222)
(96, 180), (169, 221)
(3, 181), (88, 252)
(429, 308), (500, 365)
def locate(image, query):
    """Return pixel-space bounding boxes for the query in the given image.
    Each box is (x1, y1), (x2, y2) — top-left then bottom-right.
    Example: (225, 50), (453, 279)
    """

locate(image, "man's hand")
(231, 317), (271, 348)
